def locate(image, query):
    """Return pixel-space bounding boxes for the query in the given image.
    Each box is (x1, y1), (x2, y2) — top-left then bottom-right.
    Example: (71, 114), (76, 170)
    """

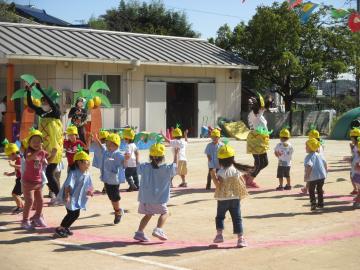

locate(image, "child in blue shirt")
(55, 149), (93, 237)
(204, 129), (223, 189)
(304, 138), (328, 211)
(133, 141), (178, 242)
(95, 133), (125, 224)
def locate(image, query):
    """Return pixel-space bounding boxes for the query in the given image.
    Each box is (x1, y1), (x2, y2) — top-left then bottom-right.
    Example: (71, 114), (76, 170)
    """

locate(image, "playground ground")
(0, 137), (359, 270)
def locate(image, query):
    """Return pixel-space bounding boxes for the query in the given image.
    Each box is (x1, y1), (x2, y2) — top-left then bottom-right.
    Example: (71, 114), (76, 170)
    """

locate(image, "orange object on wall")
(19, 107), (35, 141)
(90, 107), (102, 135)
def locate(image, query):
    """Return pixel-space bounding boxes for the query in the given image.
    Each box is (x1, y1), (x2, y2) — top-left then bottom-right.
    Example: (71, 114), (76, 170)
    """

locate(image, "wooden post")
(5, 64), (16, 142)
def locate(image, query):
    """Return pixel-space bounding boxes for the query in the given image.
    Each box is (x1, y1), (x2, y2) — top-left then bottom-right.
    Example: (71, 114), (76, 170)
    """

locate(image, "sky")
(12, 0), (355, 39)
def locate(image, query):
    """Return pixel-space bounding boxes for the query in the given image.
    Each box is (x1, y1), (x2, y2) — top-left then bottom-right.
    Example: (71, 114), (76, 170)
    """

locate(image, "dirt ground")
(0, 137), (359, 270)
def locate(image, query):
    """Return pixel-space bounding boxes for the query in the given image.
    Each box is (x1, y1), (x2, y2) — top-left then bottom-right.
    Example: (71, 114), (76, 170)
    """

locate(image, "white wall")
(2, 60), (242, 135)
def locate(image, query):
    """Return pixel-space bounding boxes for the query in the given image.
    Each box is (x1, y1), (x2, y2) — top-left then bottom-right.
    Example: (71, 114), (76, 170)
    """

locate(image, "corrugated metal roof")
(0, 22), (257, 69)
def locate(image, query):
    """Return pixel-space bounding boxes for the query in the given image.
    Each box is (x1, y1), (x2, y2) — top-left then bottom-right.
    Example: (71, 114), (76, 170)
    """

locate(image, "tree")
(0, 1), (19, 23)
(90, 0), (200, 38)
(213, 2), (359, 112)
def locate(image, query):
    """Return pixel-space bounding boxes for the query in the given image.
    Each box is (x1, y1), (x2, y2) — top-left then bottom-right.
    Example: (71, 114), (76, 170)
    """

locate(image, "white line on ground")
(30, 234), (191, 270)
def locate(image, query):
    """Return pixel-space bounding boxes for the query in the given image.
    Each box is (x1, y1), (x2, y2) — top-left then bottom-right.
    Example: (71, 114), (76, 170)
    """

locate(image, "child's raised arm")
(184, 129), (189, 142)
(160, 130), (171, 143)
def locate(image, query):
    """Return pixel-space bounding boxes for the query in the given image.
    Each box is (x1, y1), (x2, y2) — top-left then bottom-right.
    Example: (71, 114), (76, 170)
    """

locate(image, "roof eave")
(4, 55), (258, 70)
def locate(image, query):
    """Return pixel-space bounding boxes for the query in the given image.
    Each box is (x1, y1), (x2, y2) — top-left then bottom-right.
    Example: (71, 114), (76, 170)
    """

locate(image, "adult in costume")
(68, 97), (88, 144)
(244, 93), (272, 188)
(26, 81), (63, 199)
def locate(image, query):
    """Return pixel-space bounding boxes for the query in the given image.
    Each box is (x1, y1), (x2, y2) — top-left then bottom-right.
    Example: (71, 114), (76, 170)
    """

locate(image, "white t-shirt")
(217, 165), (241, 179)
(0, 102), (6, 122)
(169, 139), (187, 161)
(248, 110), (267, 130)
(125, 143), (138, 168)
(274, 142), (294, 167)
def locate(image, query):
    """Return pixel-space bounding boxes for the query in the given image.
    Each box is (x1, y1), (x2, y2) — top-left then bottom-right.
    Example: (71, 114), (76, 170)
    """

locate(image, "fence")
(240, 110), (334, 137)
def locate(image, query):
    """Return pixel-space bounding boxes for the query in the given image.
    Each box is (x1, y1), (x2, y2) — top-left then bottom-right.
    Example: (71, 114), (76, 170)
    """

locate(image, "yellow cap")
(73, 150), (90, 161)
(99, 130), (109, 140)
(172, 127), (182, 138)
(106, 133), (121, 146)
(210, 129), (221, 138)
(150, 143), (165, 157)
(350, 128), (360, 137)
(258, 94), (265, 108)
(27, 129), (43, 142)
(306, 138), (321, 152)
(4, 143), (19, 156)
(123, 128), (135, 140)
(217, 144), (235, 159)
(308, 129), (320, 139)
(66, 126), (78, 135)
(280, 128), (291, 138)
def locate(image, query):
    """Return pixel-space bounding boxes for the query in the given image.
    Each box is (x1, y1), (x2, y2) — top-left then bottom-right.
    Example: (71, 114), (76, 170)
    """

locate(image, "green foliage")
(89, 0), (199, 37)
(74, 81), (112, 108)
(212, 2), (359, 112)
(0, 1), (19, 23)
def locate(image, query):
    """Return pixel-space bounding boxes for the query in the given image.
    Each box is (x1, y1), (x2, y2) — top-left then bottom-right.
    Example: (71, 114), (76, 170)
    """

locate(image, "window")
(84, 74), (121, 105)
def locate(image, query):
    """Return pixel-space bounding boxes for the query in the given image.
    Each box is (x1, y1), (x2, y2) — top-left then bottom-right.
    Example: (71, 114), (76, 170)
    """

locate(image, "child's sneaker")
(284, 185), (292, 190)
(31, 215), (47, 227)
(114, 208), (124, 224)
(64, 228), (73, 236)
(350, 190), (358, 195)
(276, 185), (284, 191)
(237, 236), (248, 248)
(21, 220), (33, 230)
(54, 227), (68, 238)
(178, 182), (188, 188)
(152, 228), (168, 240)
(301, 187), (308, 194)
(317, 203), (324, 209)
(134, 231), (150, 242)
(311, 204), (317, 211)
(213, 234), (224, 243)
(12, 207), (23, 214)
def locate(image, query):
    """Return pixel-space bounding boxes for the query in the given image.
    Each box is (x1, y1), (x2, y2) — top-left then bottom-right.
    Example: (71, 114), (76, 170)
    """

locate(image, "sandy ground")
(0, 137), (359, 270)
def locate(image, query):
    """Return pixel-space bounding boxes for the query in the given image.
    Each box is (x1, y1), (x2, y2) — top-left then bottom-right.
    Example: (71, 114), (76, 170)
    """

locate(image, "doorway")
(166, 83), (197, 137)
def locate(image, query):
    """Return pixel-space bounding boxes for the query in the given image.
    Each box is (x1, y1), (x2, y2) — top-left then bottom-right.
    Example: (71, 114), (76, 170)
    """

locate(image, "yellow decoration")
(93, 96), (101, 107)
(33, 98), (41, 107)
(350, 128), (360, 137)
(218, 144), (235, 159)
(211, 129), (221, 138)
(172, 127), (182, 137)
(74, 150), (90, 161)
(66, 126), (78, 135)
(280, 128), (291, 138)
(27, 129), (43, 141)
(258, 94), (265, 108)
(306, 138), (321, 152)
(106, 133), (121, 146)
(246, 130), (269, 154)
(150, 143), (165, 157)
(87, 99), (94, 110)
(4, 143), (19, 156)
(99, 130), (109, 140)
(308, 129), (320, 139)
(123, 128), (135, 140)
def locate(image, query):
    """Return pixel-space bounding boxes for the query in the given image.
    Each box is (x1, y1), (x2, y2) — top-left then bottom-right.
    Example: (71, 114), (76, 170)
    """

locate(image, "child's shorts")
(138, 203), (168, 215)
(277, 166), (290, 178)
(104, 183), (121, 202)
(177, 160), (187, 176)
(12, 177), (22, 196)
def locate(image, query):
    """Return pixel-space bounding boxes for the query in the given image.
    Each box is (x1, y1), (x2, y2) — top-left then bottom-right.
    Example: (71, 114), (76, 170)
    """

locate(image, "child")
(21, 129), (56, 229)
(95, 133), (125, 224)
(349, 128), (360, 195)
(162, 125), (188, 187)
(133, 140), (178, 242)
(64, 126), (87, 171)
(55, 149), (93, 237)
(89, 129), (109, 194)
(204, 129), (223, 190)
(304, 138), (327, 211)
(301, 128), (324, 194)
(211, 142), (253, 247)
(274, 128), (294, 190)
(3, 140), (23, 213)
(123, 128), (140, 192)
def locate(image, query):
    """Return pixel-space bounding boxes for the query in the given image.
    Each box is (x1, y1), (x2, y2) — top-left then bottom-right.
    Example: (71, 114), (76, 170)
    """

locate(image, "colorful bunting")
(348, 12), (360, 33)
(331, 8), (350, 19)
(288, 0), (303, 10)
(299, 2), (319, 23)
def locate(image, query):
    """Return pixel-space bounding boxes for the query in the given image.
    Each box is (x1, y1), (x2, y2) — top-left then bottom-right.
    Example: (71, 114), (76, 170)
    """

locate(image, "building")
(0, 22), (257, 138)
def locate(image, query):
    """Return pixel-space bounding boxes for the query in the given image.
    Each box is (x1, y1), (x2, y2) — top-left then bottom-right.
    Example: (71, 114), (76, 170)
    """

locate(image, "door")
(198, 83), (216, 136)
(145, 82), (167, 132)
